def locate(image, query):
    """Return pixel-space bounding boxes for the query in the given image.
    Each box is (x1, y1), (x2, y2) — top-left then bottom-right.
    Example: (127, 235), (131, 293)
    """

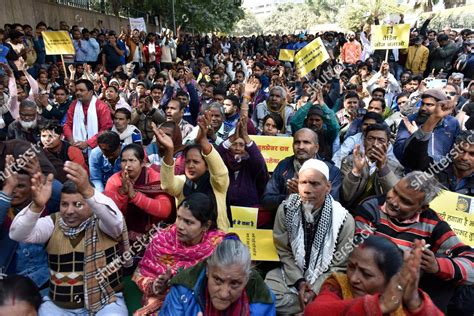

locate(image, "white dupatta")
(72, 96), (99, 145)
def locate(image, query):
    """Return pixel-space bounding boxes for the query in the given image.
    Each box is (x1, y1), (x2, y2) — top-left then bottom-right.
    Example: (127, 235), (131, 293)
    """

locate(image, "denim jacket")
(89, 146), (123, 192)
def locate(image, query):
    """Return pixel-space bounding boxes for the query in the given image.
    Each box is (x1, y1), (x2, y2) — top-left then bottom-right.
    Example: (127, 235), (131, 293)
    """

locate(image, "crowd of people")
(0, 14), (473, 316)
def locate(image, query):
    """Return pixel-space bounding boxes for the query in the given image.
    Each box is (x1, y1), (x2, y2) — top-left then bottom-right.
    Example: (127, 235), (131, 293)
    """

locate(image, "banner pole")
(385, 49), (389, 63)
(60, 55), (68, 78)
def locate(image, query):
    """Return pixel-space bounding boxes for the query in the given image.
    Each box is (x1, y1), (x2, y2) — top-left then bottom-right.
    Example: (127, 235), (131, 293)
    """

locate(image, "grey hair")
(404, 171), (443, 205)
(207, 239), (252, 279)
(208, 102), (225, 117)
(20, 100), (37, 109)
(270, 86), (287, 100)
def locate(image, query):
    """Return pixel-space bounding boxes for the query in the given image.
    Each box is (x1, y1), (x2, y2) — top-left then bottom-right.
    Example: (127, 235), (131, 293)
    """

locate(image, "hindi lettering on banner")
(249, 135), (293, 172)
(129, 17), (147, 33)
(278, 49), (295, 62)
(371, 24), (410, 50)
(228, 228), (279, 261)
(231, 206), (258, 228)
(294, 37), (330, 77)
(430, 190), (474, 245)
(42, 31), (75, 55)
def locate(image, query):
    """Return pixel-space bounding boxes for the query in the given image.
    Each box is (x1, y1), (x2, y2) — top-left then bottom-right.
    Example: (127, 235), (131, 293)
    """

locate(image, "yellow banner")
(278, 49), (295, 62)
(249, 135), (293, 172)
(430, 190), (474, 245)
(231, 206), (258, 228)
(228, 228), (279, 261)
(294, 37), (330, 77)
(42, 31), (75, 55)
(371, 24), (410, 50)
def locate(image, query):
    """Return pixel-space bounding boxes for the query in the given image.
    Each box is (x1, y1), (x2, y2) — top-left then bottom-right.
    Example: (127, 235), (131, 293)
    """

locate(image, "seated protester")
(131, 95), (165, 146)
(40, 120), (88, 183)
(344, 95), (387, 140)
(9, 162), (130, 315)
(132, 193), (226, 315)
(0, 157), (49, 293)
(305, 236), (443, 316)
(262, 128), (342, 214)
(200, 83), (215, 109)
(335, 91), (360, 137)
(150, 84), (166, 114)
(156, 113), (230, 230)
(260, 112), (284, 136)
(104, 144), (174, 243)
(89, 131), (123, 192)
(0, 275), (43, 315)
(211, 88), (226, 106)
(290, 90), (340, 159)
(63, 79), (113, 152)
(395, 89), (461, 166)
(102, 85), (131, 115)
(456, 101), (474, 130)
(367, 61), (401, 106)
(147, 121), (186, 174)
(111, 108), (142, 145)
(354, 172), (474, 314)
(340, 123), (404, 209)
(39, 86), (72, 123)
(333, 112), (398, 168)
(385, 92), (418, 138)
(160, 239), (276, 315)
(165, 98), (194, 140)
(183, 103), (226, 145)
(252, 86), (294, 135)
(265, 159), (355, 315)
(404, 117), (474, 195)
(216, 117), (269, 225)
(7, 100), (44, 143)
(223, 94), (257, 138)
(175, 76), (200, 126)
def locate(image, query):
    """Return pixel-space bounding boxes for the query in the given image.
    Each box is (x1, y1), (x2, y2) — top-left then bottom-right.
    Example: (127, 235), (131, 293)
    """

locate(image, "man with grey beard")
(265, 158), (355, 315)
(7, 99), (44, 143)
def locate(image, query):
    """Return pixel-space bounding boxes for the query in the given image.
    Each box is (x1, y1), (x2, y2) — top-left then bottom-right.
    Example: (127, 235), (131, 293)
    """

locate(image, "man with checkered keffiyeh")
(264, 158), (355, 315)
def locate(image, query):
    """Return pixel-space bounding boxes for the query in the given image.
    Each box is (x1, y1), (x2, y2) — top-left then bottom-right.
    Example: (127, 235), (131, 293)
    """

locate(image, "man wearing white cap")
(265, 158), (355, 315)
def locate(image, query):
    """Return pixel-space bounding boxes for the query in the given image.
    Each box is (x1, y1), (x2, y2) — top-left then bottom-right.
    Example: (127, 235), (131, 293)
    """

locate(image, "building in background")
(243, 0), (304, 22)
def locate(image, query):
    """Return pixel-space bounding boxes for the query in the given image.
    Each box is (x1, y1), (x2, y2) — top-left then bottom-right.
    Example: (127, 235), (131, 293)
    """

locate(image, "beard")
(302, 202), (315, 223)
(415, 112), (429, 125)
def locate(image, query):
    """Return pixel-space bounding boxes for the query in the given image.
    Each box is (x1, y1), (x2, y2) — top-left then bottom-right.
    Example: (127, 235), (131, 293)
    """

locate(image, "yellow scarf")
(329, 272), (406, 316)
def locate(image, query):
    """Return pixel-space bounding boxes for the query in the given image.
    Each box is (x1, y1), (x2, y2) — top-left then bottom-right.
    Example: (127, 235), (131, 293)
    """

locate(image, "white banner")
(129, 17), (147, 33)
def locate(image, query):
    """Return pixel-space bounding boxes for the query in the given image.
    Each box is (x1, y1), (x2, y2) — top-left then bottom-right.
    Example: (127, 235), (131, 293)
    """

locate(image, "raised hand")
(153, 124), (174, 153)
(402, 117), (419, 135)
(369, 142), (388, 171)
(2, 155), (18, 195)
(64, 161), (94, 199)
(403, 239), (424, 312)
(431, 100), (454, 120)
(352, 144), (367, 174)
(244, 77), (259, 96)
(120, 170), (130, 195)
(31, 172), (54, 212)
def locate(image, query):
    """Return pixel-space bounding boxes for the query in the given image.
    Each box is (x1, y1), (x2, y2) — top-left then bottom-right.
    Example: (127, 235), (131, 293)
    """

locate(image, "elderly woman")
(132, 193), (226, 315)
(305, 236), (442, 315)
(102, 85), (131, 115)
(216, 117), (269, 225)
(104, 143), (174, 242)
(252, 86), (294, 135)
(160, 239), (276, 315)
(156, 112), (230, 229)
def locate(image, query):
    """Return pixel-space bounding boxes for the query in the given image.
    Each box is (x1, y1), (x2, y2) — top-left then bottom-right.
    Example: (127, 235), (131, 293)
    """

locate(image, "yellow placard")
(371, 24), (410, 50)
(228, 228), (279, 261)
(249, 135), (293, 172)
(231, 206), (258, 228)
(294, 37), (330, 77)
(278, 49), (295, 62)
(42, 31), (75, 55)
(430, 190), (474, 245)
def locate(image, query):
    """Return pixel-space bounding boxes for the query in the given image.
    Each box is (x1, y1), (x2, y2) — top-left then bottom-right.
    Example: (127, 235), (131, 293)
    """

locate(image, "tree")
(143, 0), (245, 33)
(231, 10), (262, 36)
(262, 3), (326, 35)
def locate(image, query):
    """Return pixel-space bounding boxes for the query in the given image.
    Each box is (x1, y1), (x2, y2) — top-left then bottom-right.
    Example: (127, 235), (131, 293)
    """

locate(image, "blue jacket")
(89, 146), (123, 192)
(160, 261), (276, 315)
(261, 155), (342, 213)
(394, 114), (460, 166)
(0, 192), (49, 288)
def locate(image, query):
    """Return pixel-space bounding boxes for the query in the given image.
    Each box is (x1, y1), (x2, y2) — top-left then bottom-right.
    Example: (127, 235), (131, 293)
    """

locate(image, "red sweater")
(305, 279), (443, 316)
(63, 98), (113, 148)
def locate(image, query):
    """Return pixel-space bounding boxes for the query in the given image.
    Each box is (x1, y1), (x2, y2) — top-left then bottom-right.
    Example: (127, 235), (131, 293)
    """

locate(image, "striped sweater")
(355, 196), (474, 285)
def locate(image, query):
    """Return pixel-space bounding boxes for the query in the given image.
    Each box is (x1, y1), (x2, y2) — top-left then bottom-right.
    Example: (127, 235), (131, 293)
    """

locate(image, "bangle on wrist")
(243, 95), (252, 101)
